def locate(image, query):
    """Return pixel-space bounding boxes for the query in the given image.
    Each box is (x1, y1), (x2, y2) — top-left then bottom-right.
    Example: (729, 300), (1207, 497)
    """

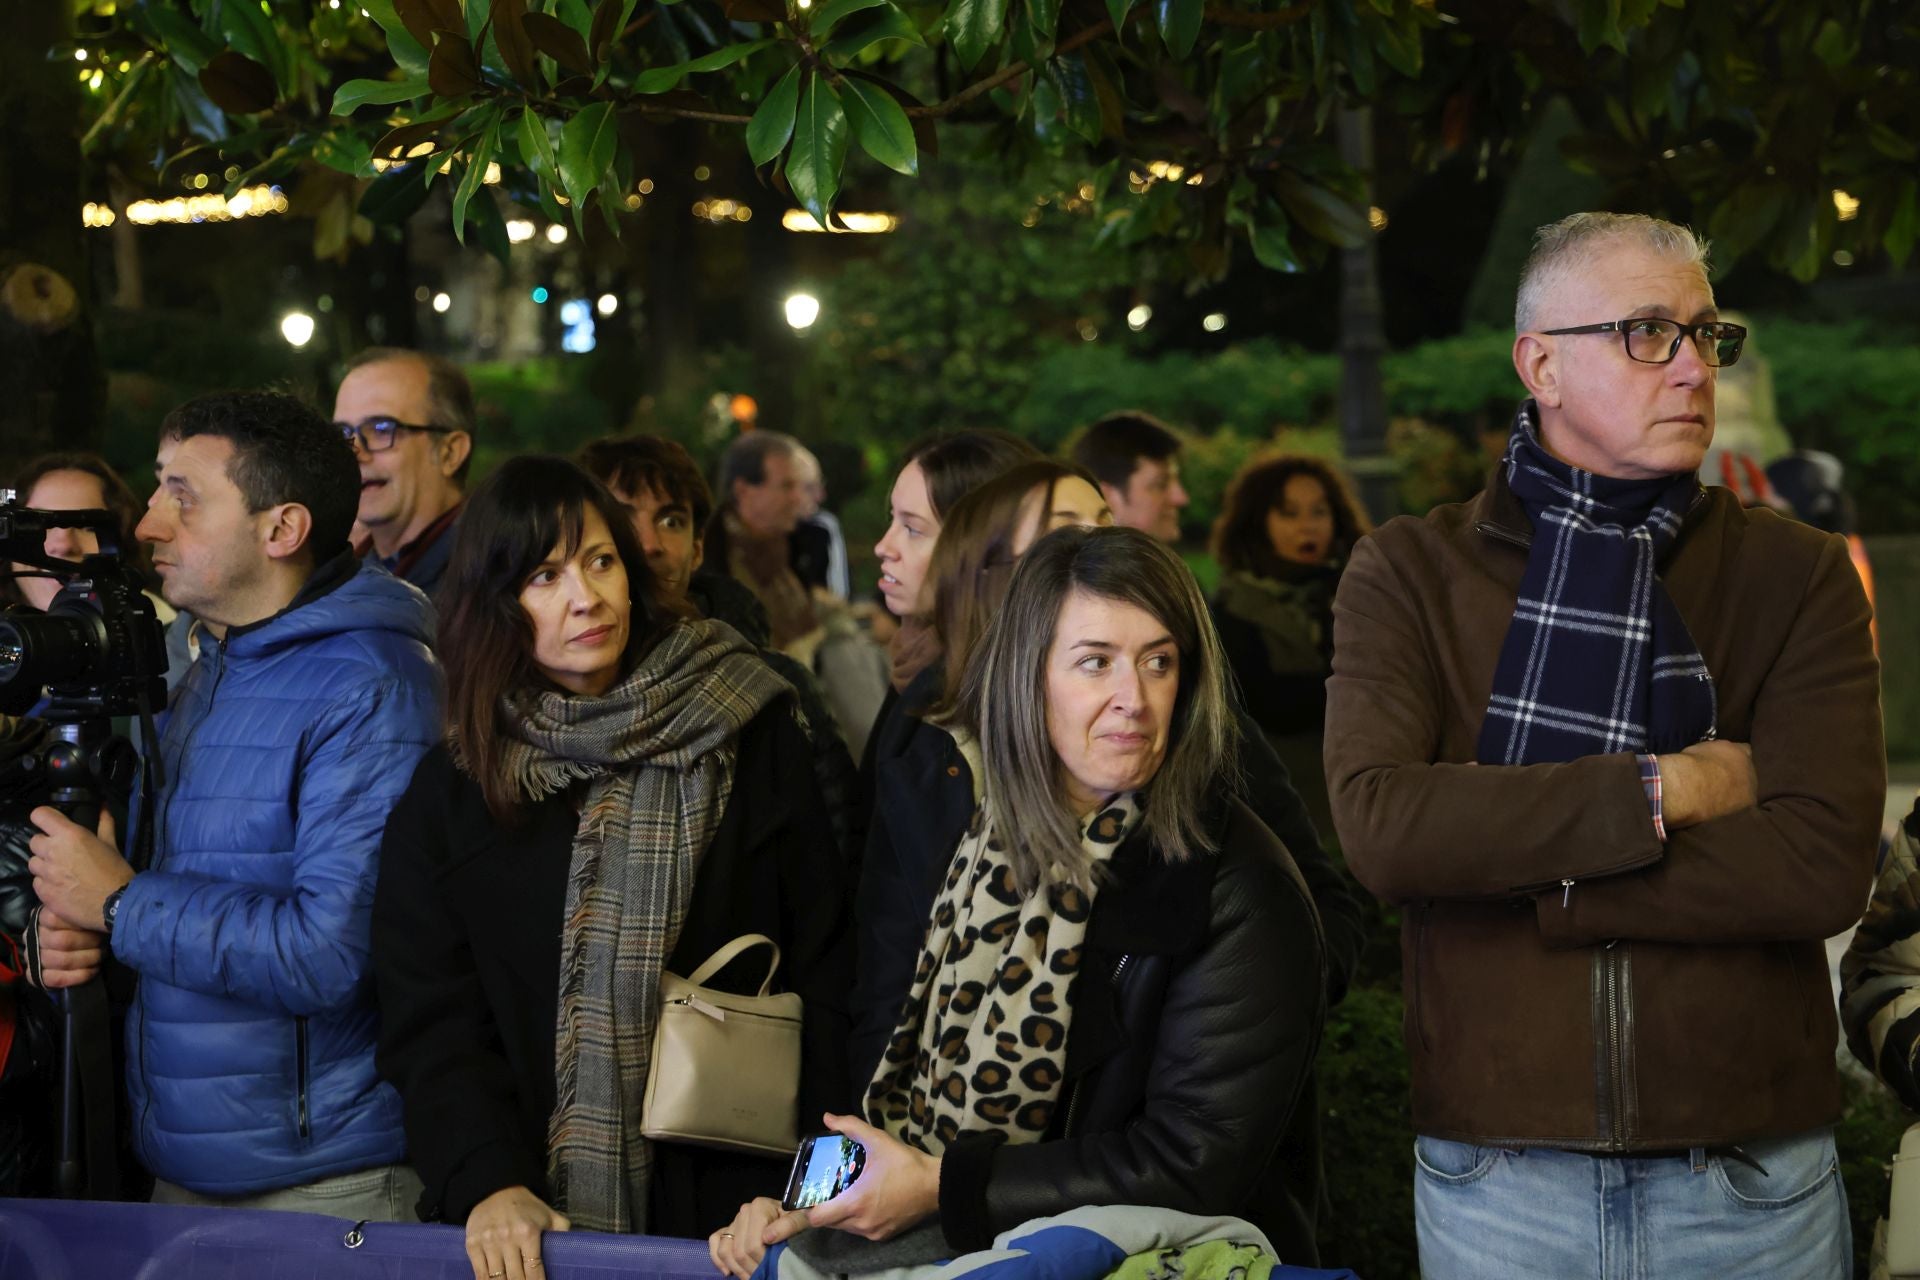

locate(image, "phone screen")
(781, 1135), (867, 1211)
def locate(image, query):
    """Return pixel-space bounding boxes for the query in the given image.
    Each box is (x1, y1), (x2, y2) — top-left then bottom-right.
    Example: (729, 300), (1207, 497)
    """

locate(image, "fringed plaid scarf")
(492, 618), (791, 1233)
(865, 791), (1141, 1155)
(1477, 402), (1717, 765)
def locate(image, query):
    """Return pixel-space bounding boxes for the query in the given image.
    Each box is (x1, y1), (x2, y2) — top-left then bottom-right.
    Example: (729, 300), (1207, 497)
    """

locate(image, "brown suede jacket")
(1326, 466), (1883, 1151)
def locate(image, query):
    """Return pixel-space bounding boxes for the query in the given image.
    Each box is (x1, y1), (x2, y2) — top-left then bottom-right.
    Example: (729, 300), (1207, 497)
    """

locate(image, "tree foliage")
(69, 0), (1920, 276)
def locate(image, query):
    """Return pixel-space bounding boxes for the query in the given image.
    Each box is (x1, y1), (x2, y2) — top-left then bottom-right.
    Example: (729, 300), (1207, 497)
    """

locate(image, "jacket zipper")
(1474, 520), (1532, 551)
(295, 1015), (311, 1140)
(1063, 954), (1133, 1137)
(1410, 908), (1430, 1051)
(1602, 943), (1628, 1150)
(138, 649), (225, 1150)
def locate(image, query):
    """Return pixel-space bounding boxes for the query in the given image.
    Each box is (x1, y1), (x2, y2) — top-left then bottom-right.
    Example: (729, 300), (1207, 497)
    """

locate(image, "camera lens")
(0, 610), (102, 691)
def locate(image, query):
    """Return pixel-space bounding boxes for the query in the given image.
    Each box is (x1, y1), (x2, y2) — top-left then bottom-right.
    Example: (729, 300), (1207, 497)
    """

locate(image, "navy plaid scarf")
(1477, 402), (1717, 765)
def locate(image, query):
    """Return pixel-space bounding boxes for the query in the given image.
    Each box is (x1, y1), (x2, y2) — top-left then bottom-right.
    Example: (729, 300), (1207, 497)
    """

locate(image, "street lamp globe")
(784, 292), (821, 331)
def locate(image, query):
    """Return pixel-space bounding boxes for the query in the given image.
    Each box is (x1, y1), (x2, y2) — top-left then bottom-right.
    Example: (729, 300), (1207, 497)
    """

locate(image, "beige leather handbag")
(641, 934), (801, 1158)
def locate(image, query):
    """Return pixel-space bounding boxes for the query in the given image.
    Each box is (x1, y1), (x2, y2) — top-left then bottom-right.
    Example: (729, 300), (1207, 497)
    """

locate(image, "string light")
(81, 184), (289, 228)
(780, 210), (899, 234)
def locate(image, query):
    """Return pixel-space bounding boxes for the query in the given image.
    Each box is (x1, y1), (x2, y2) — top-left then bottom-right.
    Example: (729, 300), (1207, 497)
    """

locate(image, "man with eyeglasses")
(1327, 212), (1880, 1276)
(333, 348), (475, 596)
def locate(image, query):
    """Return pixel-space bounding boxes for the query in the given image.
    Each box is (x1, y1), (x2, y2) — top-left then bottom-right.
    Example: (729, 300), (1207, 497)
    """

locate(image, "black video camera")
(0, 492), (167, 722)
(0, 491), (168, 811)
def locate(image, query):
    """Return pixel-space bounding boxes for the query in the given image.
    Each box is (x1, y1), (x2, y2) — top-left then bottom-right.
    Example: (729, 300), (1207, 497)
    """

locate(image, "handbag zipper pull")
(1561, 878), (1574, 907)
(686, 995), (726, 1021)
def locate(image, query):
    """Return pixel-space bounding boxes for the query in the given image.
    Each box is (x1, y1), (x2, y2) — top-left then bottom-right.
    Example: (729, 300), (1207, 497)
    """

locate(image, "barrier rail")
(0, 1198), (719, 1280)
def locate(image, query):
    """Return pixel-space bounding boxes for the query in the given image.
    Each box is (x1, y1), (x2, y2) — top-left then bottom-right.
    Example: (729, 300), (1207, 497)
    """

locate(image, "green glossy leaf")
(171, 74), (228, 145)
(632, 39), (774, 94)
(1047, 53), (1099, 144)
(361, 0), (433, 75)
(825, 5), (926, 58)
(747, 63), (802, 166)
(1030, 73), (1064, 145)
(1574, 0), (1625, 53)
(841, 76), (916, 175)
(557, 0), (596, 43)
(1084, 44), (1125, 139)
(138, 3), (222, 73)
(1275, 176), (1368, 248)
(213, 0), (287, 91)
(945, 0), (1011, 72)
(1026, 0), (1061, 55)
(788, 74), (850, 229)
(524, 11), (594, 73)
(199, 51), (276, 114)
(517, 107), (560, 186)
(1369, 10), (1421, 78)
(361, 165), (433, 224)
(491, 0), (542, 89)
(452, 109), (502, 244)
(421, 147), (457, 189)
(590, 0), (642, 87)
(372, 112), (456, 162)
(429, 29), (485, 97)
(811, 0), (888, 36)
(1104, 0), (1134, 37)
(330, 75), (430, 116)
(312, 131), (374, 176)
(1154, 0), (1201, 58)
(1247, 207), (1305, 273)
(558, 101), (619, 227)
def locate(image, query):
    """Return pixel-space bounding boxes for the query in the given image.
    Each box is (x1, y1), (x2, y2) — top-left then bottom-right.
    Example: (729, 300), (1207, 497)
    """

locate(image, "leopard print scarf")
(864, 792), (1142, 1154)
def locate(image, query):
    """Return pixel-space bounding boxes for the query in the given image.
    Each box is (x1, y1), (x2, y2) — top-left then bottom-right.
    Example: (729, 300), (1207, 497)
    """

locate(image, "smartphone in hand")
(781, 1134), (868, 1212)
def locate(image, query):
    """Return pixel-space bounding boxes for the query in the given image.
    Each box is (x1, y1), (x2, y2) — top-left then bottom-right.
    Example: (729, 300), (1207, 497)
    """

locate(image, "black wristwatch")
(102, 886), (127, 935)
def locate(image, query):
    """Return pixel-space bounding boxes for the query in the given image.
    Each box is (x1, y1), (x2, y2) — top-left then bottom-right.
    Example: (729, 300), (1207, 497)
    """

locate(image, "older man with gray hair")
(1327, 212), (1881, 1275)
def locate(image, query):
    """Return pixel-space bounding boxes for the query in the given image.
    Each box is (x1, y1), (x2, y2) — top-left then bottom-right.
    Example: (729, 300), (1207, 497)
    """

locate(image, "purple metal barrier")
(0, 1198), (720, 1280)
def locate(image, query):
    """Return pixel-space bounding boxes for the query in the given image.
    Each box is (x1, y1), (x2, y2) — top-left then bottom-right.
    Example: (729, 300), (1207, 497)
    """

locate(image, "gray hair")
(1515, 213), (1711, 333)
(716, 430), (800, 497)
(954, 524), (1240, 895)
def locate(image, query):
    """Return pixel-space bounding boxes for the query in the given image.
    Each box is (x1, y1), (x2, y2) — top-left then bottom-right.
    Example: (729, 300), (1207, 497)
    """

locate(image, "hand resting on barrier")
(466, 1184), (570, 1280)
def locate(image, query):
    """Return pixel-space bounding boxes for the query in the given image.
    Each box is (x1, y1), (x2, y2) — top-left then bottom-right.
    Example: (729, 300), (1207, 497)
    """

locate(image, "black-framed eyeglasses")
(335, 416), (457, 453)
(1538, 317), (1748, 368)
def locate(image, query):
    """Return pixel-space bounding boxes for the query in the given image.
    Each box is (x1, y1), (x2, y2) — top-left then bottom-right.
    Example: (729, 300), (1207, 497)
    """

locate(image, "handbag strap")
(685, 933), (782, 996)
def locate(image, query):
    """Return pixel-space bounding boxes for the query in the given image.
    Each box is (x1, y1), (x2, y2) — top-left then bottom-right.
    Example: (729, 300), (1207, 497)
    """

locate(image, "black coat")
(373, 703), (853, 1235)
(939, 798), (1324, 1253)
(850, 670), (1346, 1258)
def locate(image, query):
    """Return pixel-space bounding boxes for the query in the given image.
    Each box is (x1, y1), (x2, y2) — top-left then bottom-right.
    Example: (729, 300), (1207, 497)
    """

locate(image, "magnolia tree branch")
(543, 4), (1308, 128)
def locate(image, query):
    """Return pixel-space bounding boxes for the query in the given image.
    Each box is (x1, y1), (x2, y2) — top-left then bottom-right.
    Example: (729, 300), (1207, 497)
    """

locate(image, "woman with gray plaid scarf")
(373, 457), (853, 1280)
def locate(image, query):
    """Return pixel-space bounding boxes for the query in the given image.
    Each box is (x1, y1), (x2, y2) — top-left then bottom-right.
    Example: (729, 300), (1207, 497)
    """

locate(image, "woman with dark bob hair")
(373, 456), (851, 1280)
(1209, 453), (1371, 838)
(714, 525), (1325, 1276)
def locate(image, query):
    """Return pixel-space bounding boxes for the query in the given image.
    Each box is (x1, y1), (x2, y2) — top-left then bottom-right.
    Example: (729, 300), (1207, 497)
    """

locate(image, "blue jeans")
(1413, 1129), (1850, 1280)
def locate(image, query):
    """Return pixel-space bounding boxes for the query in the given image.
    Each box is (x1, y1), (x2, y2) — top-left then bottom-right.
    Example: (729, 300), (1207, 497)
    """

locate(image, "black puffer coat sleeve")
(943, 804), (1325, 1249)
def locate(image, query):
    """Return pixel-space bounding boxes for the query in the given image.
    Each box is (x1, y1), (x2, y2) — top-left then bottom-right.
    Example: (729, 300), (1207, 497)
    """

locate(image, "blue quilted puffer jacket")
(115, 559), (440, 1194)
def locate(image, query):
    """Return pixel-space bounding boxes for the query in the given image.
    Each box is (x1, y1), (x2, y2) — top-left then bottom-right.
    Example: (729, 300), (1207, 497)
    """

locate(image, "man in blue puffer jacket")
(26, 390), (440, 1220)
